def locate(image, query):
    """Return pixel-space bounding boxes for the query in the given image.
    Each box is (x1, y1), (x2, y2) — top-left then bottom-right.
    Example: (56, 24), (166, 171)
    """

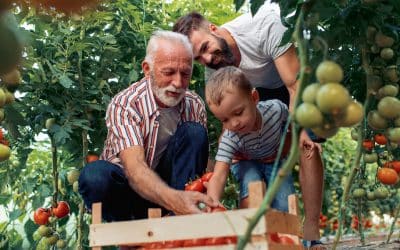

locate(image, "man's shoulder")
(183, 90), (205, 106)
(111, 78), (149, 105)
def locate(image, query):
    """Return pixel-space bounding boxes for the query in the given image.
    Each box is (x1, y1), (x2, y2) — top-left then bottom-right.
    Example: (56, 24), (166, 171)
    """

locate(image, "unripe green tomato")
(56, 239), (67, 249)
(366, 191), (375, 201)
(380, 48), (394, 60)
(363, 152), (378, 163)
(352, 188), (366, 198)
(295, 103), (323, 128)
(316, 61), (344, 83)
(37, 225), (52, 237)
(316, 83), (350, 115)
(302, 83), (321, 103)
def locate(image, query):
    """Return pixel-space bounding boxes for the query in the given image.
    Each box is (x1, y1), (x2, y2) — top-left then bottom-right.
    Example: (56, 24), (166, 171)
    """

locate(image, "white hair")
(144, 30), (193, 68)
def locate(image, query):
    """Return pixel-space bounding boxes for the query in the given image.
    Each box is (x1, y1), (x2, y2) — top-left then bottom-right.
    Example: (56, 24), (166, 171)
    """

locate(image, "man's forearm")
(124, 160), (176, 211)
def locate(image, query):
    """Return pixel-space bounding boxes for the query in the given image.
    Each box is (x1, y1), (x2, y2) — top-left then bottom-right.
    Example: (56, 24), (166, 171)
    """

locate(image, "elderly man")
(174, 5), (325, 249)
(79, 30), (217, 221)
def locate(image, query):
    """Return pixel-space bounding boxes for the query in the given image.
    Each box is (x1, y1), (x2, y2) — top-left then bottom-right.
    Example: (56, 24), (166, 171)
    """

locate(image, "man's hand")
(167, 190), (219, 215)
(300, 130), (322, 159)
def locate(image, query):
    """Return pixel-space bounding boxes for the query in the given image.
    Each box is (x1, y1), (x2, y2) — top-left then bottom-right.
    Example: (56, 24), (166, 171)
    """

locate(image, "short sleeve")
(106, 102), (143, 155)
(259, 13), (291, 60)
(215, 131), (239, 164)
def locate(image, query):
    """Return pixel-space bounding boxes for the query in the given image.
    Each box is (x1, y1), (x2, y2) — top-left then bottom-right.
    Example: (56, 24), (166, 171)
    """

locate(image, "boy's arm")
(207, 161), (230, 203)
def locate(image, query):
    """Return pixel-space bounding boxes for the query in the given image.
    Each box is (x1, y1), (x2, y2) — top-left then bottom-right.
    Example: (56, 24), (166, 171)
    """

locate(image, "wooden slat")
(148, 208), (162, 218)
(90, 208), (266, 247)
(265, 210), (302, 236)
(248, 181), (265, 208)
(287, 195), (302, 244)
(288, 195), (300, 216)
(91, 203), (102, 250)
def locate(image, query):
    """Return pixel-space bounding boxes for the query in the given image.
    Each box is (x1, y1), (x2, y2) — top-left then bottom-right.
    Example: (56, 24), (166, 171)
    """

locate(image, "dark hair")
(206, 66), (253, 106)
(173, 12), (210, 37)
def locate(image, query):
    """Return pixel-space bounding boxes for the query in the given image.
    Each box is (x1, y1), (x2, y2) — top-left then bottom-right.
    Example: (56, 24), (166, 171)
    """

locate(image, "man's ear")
(142, 61), (151, 77)
(251, 89), (260, 104)
(209, 23), (218, 33)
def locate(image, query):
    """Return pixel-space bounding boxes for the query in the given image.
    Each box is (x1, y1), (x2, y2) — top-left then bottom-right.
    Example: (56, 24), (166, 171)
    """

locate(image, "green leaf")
(234, 0), (246, 11)
(127, 69), (138, 83)
(24, 219), (37, 245)
(51, 125), (72, 146)
(250, 0), (265, 16)
(9, 209), (22, 221)
(59, 75), (74, 88)
(0, 194), (10, 204)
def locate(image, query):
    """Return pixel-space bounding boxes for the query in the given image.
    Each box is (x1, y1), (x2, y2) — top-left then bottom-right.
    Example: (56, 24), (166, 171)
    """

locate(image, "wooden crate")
(90, 181), (304, 249)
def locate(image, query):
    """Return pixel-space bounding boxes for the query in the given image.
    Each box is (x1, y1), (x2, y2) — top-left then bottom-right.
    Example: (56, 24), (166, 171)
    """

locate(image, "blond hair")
(205, 66), (253, 106)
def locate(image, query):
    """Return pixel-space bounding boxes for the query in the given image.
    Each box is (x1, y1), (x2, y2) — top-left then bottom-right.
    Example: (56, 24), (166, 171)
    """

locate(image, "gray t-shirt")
(152, 107), (180, 168)
(206, 4), (291, 89)
(215, 100), (288, 164)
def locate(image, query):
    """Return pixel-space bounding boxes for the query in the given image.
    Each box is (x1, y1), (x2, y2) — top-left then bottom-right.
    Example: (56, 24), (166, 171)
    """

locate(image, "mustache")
(163, 85), (185, 94)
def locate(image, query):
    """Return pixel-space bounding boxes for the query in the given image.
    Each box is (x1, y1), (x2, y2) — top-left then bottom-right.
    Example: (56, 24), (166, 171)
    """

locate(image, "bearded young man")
(174, 4), (325, 249)
(79, 30), (217, 222)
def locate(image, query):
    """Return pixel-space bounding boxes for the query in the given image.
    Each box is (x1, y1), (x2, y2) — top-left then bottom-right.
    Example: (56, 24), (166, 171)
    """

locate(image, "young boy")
(205, 66), (294, 211)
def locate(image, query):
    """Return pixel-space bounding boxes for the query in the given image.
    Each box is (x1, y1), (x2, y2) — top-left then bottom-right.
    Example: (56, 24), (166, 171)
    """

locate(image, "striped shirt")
(100, 77), (207, 168)
(215, 100), (288, 164)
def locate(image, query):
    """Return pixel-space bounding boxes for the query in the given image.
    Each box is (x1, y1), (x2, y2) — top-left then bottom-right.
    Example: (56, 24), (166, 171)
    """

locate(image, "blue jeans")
(230, 159), (295, 212)
(78, 122), (208, 221)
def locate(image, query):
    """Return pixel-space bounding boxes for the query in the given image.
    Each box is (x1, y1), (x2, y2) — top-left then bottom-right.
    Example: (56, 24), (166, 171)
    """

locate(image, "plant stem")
(237, 6), (308, 248)
(76, 23), (88, 250)
(50, 135), (58, 208)
(332, 44), (371, 250)
(386, 203), (400, 243)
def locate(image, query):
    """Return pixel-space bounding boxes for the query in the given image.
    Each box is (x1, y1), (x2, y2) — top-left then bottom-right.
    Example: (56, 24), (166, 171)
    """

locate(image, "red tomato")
(362, 139), (374, 151)
(210, 206), (227, 213)
(319, 222), (327, 229)
(268, 232), (281, 243)
(205, 237), (227, 246)
(374, 134), (387, 145)
(201, 172), (213, 182)
(52, 201), (70, 218)
(320, 214), (328, 222)
(364, 220), (373, 228)
(385, 161), (400, 173)
(183, 238), (207, 247)
(185, 179), (205, 193)
(33, 207), (51, 225)
(86, 154), (99, 163)
(279, 235), (295, 245)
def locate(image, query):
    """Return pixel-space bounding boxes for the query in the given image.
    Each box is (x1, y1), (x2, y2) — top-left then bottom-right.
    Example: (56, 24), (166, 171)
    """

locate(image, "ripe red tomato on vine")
(52, 201), (70, 218)
(377, 167), (399, 185)
(33, 207), (51, 225)
(362, 139), (374, 151)
(374, 133), (387, 145)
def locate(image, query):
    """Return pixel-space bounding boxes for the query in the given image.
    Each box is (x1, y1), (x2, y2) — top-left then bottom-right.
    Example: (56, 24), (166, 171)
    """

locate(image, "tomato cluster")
(295, 60), (363, 138)
(33, 201), (70, 225)
(351, 215), (373, 231)
(33, 201), (70, 247)
(184, 172), (213, 193)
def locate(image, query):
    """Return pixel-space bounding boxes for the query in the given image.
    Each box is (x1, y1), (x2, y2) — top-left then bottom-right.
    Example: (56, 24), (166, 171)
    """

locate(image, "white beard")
(151, 76), (185, 107)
